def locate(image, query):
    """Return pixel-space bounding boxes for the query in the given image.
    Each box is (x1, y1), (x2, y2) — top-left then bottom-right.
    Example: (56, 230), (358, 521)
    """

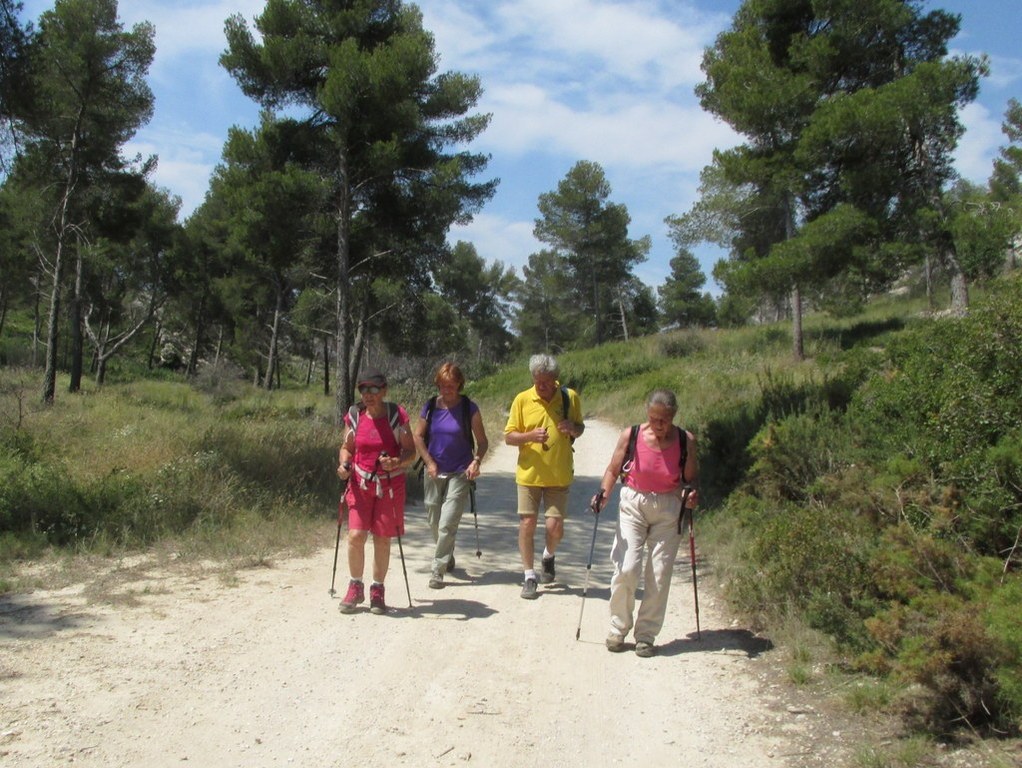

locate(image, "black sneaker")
(520, 577), (539, 599)
(540, 555), (555, 584)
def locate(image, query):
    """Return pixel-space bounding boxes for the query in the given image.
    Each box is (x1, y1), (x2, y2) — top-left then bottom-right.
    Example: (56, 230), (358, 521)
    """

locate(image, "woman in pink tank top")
(590, 388), (699, 657)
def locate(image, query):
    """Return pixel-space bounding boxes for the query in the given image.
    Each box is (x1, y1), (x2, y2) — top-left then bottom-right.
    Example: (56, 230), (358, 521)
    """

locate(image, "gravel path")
(0, 418), (812, 768)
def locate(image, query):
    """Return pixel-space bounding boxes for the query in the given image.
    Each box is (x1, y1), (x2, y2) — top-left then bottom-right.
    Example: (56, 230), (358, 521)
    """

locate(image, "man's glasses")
(358, 385), (382, 394)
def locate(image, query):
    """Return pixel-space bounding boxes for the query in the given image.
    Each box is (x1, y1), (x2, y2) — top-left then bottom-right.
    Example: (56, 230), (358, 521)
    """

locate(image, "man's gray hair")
(529, 353), (559, 378)
(646, 388), (678, 413)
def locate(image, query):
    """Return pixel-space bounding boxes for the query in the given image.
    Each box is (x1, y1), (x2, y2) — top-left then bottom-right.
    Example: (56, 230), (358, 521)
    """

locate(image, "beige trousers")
(608, 485), (683, 644)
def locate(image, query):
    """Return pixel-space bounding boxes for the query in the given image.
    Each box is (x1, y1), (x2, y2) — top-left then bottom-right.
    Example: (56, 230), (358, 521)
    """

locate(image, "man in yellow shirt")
(504, 354), (585, 599)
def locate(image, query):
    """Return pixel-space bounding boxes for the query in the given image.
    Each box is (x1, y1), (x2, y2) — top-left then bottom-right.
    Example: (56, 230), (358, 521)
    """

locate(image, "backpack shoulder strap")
(561, 386), (576, 444)
(461, 396), (474, 448)
(347, 403), (363, 433)
(350, 402), (401, 446)
(423, 396), (438, 443)
(619, 424), (640, 482)
(386, 402), (401, 433)
(677, 425), (688, 483)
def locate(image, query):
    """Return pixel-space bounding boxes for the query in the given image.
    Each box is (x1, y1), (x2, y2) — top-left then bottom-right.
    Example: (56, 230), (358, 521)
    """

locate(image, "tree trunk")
(32, 273), (41, 368)
(334, 145), (354, 425)
(148, 317), (162, 370)
(945, 247), (970, 315)
(791, 284), (804, 361)
(322, 333), (330, 397)
(0, 284), (8, 341)
(214, 325), (224, 368)
(264, 291), (284, 390)
(42, 121), (82, 404)
(783, 193), (804, 361)
(68, 247), (84, 393)
(617, 294), (629, 342)
(187, 299), (207, 376)
(42, 234), (68, 403)
(350, 301), (369, 386)
(925, 254), (935, 310)
(590, 258), (602, 345)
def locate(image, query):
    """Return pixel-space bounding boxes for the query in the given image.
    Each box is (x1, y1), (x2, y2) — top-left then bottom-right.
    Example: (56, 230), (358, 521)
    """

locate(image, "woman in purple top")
(412, 362), (489, 589)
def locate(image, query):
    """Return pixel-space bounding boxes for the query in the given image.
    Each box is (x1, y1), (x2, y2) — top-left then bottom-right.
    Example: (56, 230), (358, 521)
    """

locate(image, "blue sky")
(21, 0), (1022, 293)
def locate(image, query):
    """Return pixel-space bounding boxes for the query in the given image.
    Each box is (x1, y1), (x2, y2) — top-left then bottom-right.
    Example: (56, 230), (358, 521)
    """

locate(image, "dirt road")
(1, 418), (803, 767)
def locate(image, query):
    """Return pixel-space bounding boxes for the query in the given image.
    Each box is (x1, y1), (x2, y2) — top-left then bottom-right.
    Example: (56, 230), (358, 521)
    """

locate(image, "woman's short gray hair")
(529, 353), (559, 378)
(646, 388), (678, 413)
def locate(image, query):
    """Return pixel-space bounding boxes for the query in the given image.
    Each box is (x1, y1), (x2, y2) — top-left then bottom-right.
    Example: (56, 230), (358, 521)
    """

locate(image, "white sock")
(543, 548), (554, 560)
(525, 569), (537, 581)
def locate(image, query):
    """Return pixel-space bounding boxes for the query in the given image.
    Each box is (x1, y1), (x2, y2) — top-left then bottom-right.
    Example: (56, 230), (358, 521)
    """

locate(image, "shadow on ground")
(657, 628), (774, 658)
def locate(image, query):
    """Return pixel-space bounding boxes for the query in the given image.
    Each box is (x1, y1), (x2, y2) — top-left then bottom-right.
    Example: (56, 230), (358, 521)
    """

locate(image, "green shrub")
(865, 590), (1010, 735)
(985, 574), (1022, 730)
(746, 410), (851, 503)
(656, 331), (705, 359)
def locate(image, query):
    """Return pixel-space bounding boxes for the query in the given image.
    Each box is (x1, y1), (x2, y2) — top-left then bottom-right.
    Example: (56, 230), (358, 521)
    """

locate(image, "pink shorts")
(344, 477), (406, 537)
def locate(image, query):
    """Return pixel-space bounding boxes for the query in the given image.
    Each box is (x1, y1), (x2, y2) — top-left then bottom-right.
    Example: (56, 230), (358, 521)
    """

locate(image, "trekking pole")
(396, 531), (413, 609)
(329, 479), (349, 596)
(382, 452), (413, 609)
(682, 486), (701, 639)
(470, 479), (481, 558)
(575, 490), (604, 641)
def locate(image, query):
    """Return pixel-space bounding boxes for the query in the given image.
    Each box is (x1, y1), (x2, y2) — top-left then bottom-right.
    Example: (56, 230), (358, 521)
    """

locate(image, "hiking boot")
(540, 555), (555, 584)
(369, 583), (387, 614)
(520, 577), (539, 600)
(339, 580), (364, 614)
(605, 634), (626, 653)
(635, 641), (656, 658)
(428, 571), (444, 590)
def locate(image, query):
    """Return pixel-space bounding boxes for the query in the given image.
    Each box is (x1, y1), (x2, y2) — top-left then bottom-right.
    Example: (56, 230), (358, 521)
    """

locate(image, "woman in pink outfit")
(590, 389), (699, 657)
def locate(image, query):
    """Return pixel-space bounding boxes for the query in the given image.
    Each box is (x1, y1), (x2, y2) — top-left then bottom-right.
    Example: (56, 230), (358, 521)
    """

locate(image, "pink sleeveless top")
(625, 429), (682, 494)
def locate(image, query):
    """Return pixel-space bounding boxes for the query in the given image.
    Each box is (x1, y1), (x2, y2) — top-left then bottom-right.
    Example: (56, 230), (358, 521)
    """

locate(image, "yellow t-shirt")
(504, 383), (583, 487)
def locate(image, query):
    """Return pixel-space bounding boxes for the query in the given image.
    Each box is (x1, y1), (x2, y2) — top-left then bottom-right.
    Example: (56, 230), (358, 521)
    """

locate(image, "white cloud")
(985, 53), (1022, 92)
(955, 102), (1003, 184)
(117, 1), (266, 59)
(449, 213), (539, 273)
(126, 125), (231, 214)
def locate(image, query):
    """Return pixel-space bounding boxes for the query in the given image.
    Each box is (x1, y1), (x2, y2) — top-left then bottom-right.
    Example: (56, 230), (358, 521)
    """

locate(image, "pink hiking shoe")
(369, 582), (387, 615)
(338, 579), (365, 613)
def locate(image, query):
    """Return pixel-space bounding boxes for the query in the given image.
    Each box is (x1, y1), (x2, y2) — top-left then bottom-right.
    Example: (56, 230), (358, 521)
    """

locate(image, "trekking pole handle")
(589, 489), (605, 515)
(681, 485), (698, 508)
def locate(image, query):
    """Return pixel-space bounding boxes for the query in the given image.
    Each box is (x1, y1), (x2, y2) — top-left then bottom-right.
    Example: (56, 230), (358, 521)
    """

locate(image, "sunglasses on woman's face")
(358, 385), (383, 394)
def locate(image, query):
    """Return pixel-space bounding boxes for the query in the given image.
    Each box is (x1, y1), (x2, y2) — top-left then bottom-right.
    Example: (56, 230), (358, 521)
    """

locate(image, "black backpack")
(414, 396), (474, 474)
(560, 386), (576, 444)
(619, 424), (688, 483)
(422, 395), (474, 450)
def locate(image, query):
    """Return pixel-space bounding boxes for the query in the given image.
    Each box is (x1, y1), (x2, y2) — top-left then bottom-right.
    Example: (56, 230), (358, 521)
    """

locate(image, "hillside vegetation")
(2, 275), (1021, 746)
